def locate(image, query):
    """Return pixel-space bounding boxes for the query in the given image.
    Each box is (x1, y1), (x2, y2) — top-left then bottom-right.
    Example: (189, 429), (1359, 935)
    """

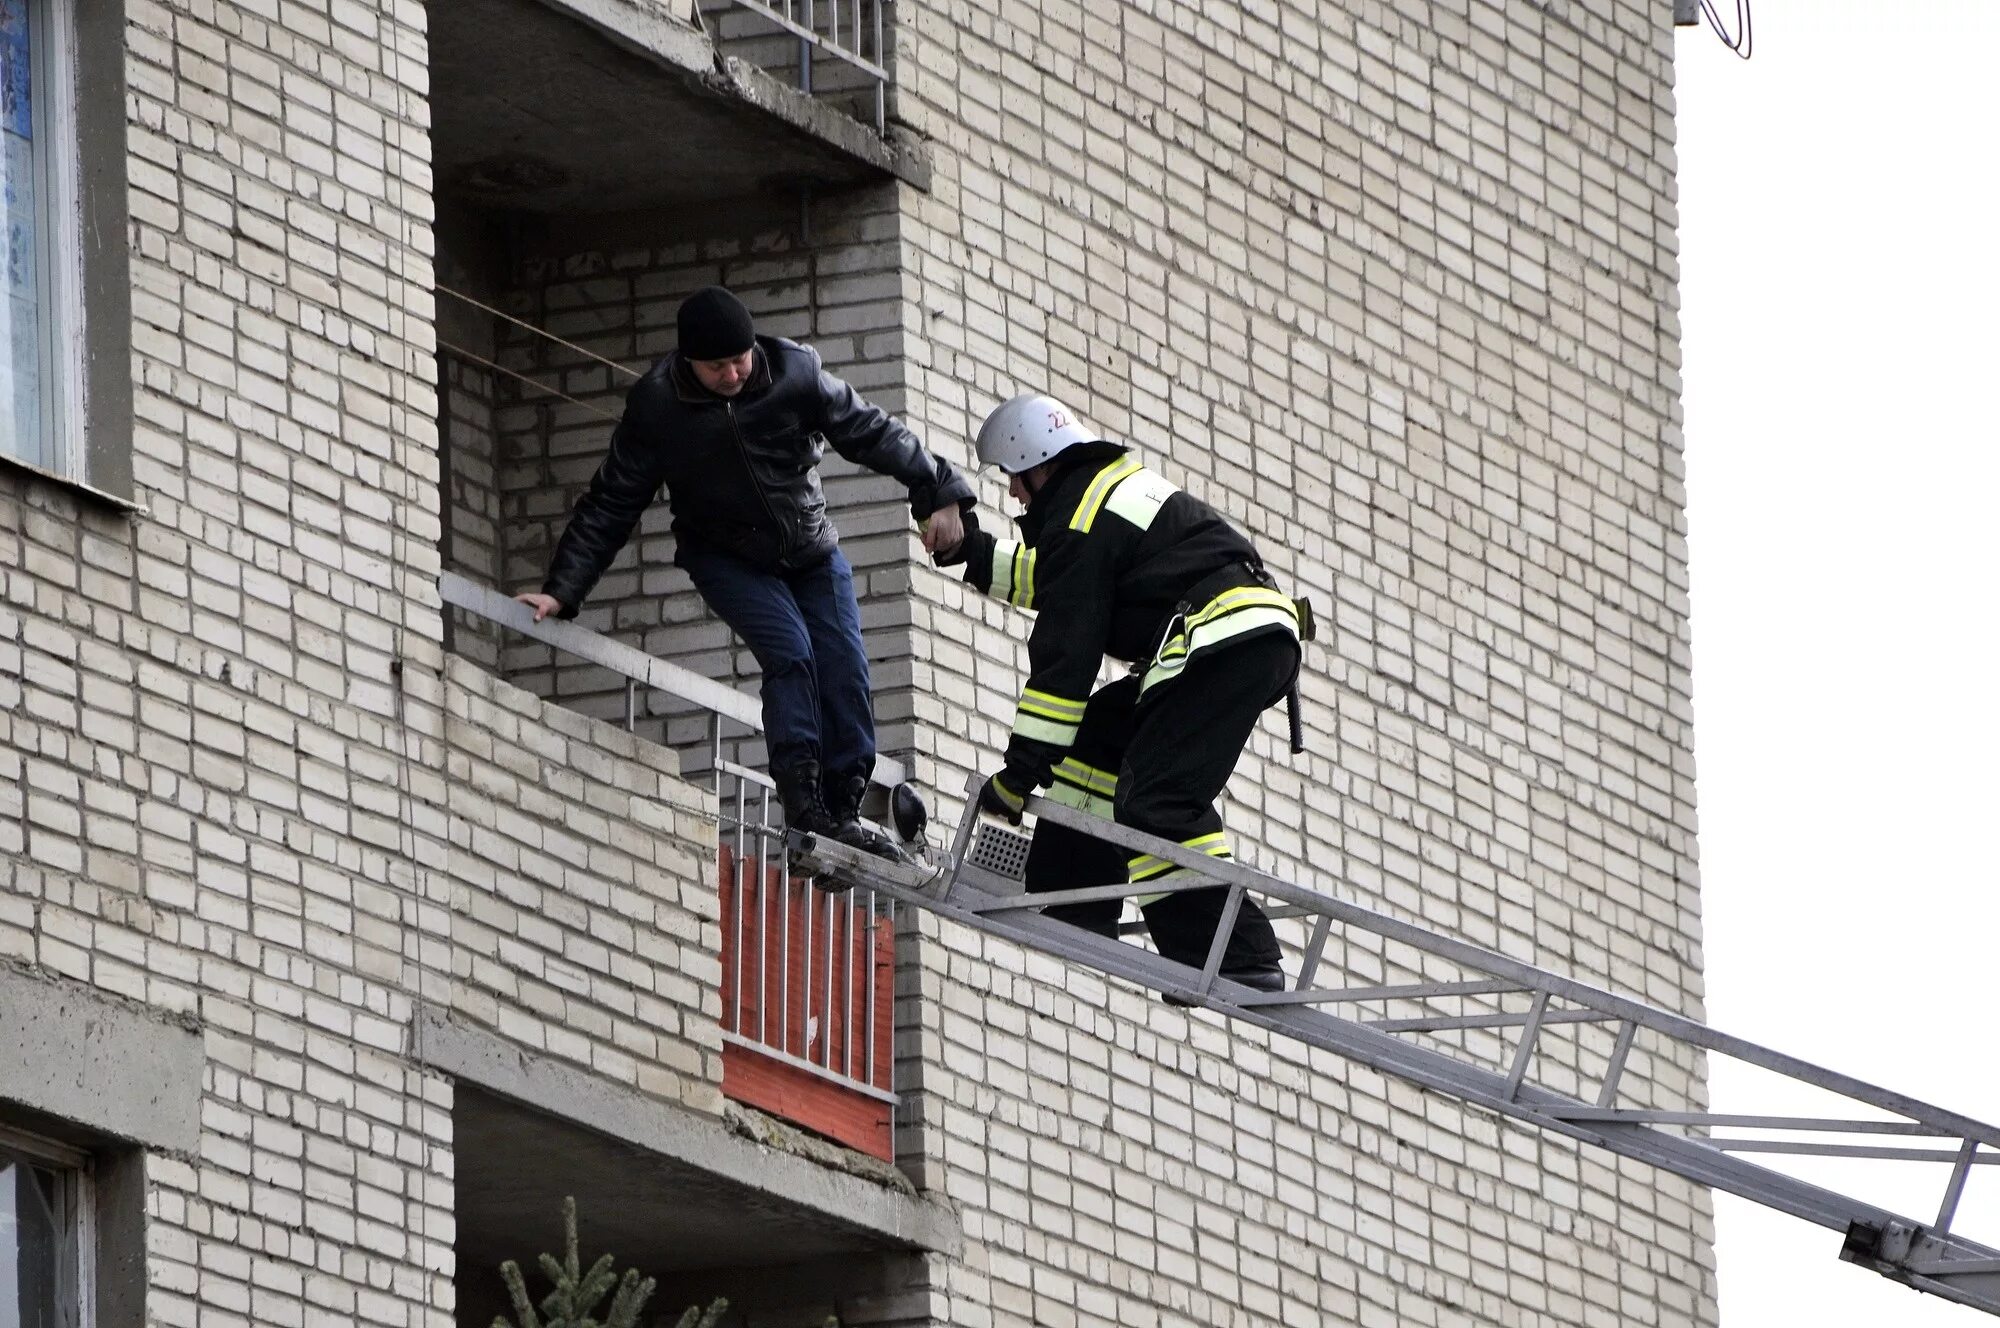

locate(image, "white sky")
(1675, 2), (2000, 1324)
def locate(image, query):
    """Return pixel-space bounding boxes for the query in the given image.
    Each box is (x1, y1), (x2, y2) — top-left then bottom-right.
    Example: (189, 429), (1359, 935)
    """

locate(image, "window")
(0, 0), (129, 497)
(1, 0), (80, 474)
(0, 1127), (92, 1328)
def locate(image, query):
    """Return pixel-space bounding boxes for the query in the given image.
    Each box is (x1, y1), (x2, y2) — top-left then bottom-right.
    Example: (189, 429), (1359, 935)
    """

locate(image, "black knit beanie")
(677, 286), (756, 360)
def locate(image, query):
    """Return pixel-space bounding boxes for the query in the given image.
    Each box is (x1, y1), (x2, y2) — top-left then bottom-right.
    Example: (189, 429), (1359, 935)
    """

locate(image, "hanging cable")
(1701, 0), (1752, 59)
(435, 338), (622, 422)
(436, 282), (643, 381)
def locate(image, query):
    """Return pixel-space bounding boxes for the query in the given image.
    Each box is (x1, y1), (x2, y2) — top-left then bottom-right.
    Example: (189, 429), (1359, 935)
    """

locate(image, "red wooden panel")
(717, 845), (894, 1161)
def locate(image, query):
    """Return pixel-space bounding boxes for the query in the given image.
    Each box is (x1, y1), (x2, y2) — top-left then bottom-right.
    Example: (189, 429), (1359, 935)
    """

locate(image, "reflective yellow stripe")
(1130, 832), (1231, 881)
(1187, 585), (1296, 631)
(1102, 467), (1178, 531)
(1011, 545), (1036, 607)
(1013, 684), (1086, 746)
(1053, 757), (1116, 798)
(1130, 832), (1234, 900)
(1043, 780), (1112, 820)
(1011, 713), (1080, 745)
(1069, 457), (1144, 533)
(1019, 688), (1088, 722)
(1140, 588), (1300, 695)
(990, 539), (1037, 609)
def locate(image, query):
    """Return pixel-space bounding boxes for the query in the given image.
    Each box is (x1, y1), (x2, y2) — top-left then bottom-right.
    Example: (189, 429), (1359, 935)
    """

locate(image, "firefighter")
(933, 393), (1302, 992)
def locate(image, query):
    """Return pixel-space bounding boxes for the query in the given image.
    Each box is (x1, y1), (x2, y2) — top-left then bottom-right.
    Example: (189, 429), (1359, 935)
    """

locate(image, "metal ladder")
(793, 776), (2000, 1317)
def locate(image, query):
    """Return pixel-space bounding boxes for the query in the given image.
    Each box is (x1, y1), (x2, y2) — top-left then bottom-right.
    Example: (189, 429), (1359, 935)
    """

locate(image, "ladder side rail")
(1013, 789), (2000, 1151)
(794, 831), (2000, 1316)
(798, 833), (1945, 1231)
(1549, 1109), (1974, 1137)
(440, 570), (908, 788)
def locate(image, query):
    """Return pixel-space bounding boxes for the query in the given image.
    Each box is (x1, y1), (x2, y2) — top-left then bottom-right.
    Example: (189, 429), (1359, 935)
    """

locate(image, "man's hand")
(921, 503), (966, 556)
(931, 507), (982, 568)
(514, 591), (565, 622)
(978, 771), (1029, 825)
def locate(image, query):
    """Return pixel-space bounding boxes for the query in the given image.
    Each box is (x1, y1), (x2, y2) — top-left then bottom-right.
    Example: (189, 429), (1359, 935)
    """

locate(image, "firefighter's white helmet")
(973, 393), (1098, 474)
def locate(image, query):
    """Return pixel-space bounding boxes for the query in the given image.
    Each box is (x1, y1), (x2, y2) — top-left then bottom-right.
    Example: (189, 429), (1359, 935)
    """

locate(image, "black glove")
(931, 505), (982, 568)
(977, 769), (1029, 825)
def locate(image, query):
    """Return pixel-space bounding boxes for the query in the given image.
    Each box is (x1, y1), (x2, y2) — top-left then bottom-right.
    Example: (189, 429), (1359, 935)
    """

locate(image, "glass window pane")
(1, 0), (46, 468)
(1, 1154), (63, 1328)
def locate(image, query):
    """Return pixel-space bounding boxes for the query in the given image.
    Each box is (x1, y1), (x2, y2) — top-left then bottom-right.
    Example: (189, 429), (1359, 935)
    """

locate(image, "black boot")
(822, 772), (908, 862)
(774, 759), (842, 839)
(1162, 962), (1286, 1008)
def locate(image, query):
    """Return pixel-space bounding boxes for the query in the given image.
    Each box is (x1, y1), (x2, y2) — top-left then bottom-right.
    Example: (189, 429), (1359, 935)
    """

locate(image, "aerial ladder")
(793, 782), (2000, 1317)
(442, 573), (1999, 1316)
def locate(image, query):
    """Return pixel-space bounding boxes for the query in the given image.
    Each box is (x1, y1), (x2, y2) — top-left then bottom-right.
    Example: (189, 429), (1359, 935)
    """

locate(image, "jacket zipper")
(726, 400), (788, 561)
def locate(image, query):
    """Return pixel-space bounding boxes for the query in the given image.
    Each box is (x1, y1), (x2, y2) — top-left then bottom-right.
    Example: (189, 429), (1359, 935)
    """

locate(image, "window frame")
(2, 0), (132, 503)
(0, 1122), (96, 1328)
(5, 0), (84, 474)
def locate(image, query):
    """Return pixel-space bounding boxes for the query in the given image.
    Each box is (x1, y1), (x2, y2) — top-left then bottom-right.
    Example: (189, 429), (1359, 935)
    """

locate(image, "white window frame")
(0, 1122), (95, 1328)
(6, 0), (87, 478)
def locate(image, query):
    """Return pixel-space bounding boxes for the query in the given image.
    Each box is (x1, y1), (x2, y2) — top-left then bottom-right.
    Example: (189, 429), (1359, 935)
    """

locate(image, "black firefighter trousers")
(1022, 631), (1300, 974)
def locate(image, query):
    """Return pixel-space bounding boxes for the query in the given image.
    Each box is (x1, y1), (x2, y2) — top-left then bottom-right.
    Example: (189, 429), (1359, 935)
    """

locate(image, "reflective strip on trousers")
(1130, 830), (1233, 904)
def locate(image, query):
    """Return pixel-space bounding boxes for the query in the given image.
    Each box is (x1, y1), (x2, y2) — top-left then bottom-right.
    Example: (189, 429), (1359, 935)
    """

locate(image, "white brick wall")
(441, 656), (725, 1109)
(3, 2), (1705, 1325)
(887, 2), (1710, 1325)
(6, 2), (463, 1320)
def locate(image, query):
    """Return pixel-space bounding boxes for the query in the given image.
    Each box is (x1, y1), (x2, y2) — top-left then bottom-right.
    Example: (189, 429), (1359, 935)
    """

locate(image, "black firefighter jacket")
(948, 443), (1302, 793)
(543, 335), (973, 612)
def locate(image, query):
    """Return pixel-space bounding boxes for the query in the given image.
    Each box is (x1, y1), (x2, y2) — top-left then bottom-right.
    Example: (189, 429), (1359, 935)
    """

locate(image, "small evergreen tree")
(666, 1300), (729, 1328)
(491, 1196), (655, 1328)
(491, 1195), (841, 1328)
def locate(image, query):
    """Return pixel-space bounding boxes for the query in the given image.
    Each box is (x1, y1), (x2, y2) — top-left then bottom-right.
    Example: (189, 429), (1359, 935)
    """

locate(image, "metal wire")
(435, 338), (620, 421)
(1699, 0), (1752, 58)
(436, 282), (643, 380)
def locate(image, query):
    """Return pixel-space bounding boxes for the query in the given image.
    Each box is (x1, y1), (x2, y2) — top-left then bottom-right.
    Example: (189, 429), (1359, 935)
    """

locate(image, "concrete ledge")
(412, 1005), (960, 1258)
(705, 56), (932, 192)
(0, 964), (203, 1154)
(532, 0), (930, 191)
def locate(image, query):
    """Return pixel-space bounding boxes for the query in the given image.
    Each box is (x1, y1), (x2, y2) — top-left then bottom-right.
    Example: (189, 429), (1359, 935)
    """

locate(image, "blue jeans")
(679, 545), (875, 785)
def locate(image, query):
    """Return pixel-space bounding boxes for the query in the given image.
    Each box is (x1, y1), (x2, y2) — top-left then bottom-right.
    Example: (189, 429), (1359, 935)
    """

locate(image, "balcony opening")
(452, 1087), (935, 1328)
(430, 0), (921, 1170)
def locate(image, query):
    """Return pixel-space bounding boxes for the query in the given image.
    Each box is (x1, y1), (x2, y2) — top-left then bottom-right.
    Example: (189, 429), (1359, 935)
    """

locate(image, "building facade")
(1, 1), (1707, 1326)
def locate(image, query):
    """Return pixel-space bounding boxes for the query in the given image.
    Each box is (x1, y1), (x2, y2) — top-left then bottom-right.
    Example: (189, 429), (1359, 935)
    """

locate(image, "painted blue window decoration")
(1, 0), (44, 467)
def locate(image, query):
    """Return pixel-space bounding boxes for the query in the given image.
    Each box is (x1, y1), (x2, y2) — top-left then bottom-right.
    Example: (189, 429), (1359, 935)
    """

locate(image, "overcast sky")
(1675, 2), (2000, 1323)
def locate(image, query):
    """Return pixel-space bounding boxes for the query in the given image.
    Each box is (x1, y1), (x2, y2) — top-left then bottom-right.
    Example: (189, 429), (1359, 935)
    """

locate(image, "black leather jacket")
(543, 336), (973, 611)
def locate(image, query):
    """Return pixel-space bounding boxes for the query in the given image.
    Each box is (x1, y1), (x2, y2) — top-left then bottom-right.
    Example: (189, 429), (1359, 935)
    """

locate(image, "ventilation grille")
(967, 823), (1033, 882)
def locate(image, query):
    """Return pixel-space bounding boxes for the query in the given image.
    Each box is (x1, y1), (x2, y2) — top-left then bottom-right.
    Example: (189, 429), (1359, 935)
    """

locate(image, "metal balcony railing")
(710, 0), (890, 132)
(439, 572), (900, 1156)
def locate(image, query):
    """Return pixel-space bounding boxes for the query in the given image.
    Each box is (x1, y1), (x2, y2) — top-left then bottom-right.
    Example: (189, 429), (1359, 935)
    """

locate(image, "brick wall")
(2, 0), (465, 1320)
(887, 2), (1710, 1325)
(437, 230), (507, 673)
(4, 2), (1708, 1325)
(441, 656), (725, 1111)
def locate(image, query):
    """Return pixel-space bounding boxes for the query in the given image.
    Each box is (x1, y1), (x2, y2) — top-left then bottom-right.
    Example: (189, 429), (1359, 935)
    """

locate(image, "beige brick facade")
(886, 1), (1707, 1324)
(0, 2), (1705, 1327)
